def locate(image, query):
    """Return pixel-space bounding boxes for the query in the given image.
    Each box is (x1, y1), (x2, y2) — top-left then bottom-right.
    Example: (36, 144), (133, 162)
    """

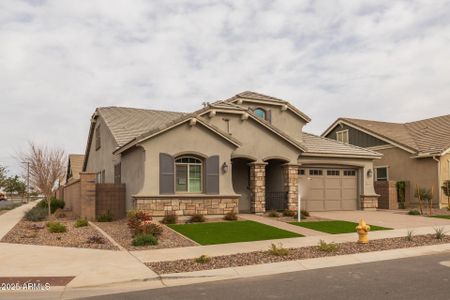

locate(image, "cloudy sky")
(1, 0), (450, 176)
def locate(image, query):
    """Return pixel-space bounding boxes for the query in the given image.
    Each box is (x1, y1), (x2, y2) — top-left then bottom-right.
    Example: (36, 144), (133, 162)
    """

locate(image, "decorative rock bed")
(147, 234), (450, 274)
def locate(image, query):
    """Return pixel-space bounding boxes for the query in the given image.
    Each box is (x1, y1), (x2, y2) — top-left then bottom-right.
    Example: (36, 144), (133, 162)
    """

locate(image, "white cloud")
(1, 0), (450, 175)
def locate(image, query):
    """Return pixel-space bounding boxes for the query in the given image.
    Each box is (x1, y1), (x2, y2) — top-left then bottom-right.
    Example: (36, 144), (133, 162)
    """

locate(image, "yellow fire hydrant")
(356, 219), (370, 244)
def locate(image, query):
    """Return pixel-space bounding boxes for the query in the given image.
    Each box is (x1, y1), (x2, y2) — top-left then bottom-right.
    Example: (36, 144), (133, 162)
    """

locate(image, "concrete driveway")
(311, 210), (450, 229)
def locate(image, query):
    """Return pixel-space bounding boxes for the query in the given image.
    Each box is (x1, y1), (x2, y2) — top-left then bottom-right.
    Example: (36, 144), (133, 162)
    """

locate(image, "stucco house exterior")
(82, 91), (381, 216)
(322, 115), (450, 208)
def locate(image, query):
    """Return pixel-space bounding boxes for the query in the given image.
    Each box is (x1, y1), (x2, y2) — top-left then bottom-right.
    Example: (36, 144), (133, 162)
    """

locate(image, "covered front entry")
(298, 167), (358, 211)
(265, 159), (287, 211)
(232, 157), (252, 212)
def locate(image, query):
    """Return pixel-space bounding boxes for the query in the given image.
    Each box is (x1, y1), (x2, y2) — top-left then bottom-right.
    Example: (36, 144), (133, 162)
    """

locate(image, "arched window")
(175, 156), (203, 193)
(254, 108), (266, 120)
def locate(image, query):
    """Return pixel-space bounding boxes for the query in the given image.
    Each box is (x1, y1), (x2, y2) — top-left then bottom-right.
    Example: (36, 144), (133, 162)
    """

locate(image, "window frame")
(375, 166), (389, 181)
(336, 129), (349, 144)
(254, 108), (267, 120)
(309, 169), (323, 176)
(175, 156), (203, 193)
(343, 170), (356, 177)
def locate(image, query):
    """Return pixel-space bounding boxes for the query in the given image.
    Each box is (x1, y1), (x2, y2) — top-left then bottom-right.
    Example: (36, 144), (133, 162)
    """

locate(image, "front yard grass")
(430, 215), (450, 220)
(289, 220), (392, 234)
(168, 220), (303, 245)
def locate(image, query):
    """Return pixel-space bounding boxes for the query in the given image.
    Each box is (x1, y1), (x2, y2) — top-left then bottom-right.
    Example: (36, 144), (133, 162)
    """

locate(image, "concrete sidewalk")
(131, 224), (450, 263)
(239, 214), (327, 236)
(0, 201), (37, 239)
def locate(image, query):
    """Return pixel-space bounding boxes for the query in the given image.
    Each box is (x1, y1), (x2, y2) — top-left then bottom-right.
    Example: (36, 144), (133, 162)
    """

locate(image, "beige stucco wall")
(298, 156), (378, 197)
(85, 116), (120, 183)
(205, 113), (300, 164)
(239, 100), (307, 141)
(121, 146), (145, 210)
(136, 122), (238, 197)
(374, 147), (439, 206)
(439, 153), (450, 206)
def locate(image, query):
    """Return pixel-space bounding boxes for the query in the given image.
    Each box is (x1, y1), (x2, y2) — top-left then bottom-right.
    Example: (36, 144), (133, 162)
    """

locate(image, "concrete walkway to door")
(311, 210), (450, 229)
(239, 214), (329, 236)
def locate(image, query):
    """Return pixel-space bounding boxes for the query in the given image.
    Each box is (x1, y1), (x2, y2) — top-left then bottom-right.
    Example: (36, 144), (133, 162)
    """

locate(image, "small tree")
(415, 186), (433, 215)
(18, 142), (66, 216)
(442, 180), (450, 209)
(3, 175), (26, 198)
(0, 165), (7, 189)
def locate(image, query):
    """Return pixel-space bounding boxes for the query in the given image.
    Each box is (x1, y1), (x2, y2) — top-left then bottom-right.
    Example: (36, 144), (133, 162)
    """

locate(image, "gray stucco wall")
(326, 124), (388, 148)
(121, 146), (145, 210)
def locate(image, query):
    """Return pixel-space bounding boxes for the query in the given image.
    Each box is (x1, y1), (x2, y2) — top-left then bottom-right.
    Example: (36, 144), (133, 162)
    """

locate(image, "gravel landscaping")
(94, 219), (196, 250)
(1, 219), (118, 250)
(147, 234), (450, 274)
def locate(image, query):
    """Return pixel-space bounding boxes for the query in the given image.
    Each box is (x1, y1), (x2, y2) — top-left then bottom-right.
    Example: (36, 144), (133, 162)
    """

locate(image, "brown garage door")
(298, 168), (358, 211)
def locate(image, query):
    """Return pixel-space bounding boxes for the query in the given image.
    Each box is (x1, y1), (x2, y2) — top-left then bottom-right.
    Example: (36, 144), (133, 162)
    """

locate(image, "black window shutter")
(266, 110), (272, 123)
(159, 153), (175, 194)
(205, 155), (220, 194)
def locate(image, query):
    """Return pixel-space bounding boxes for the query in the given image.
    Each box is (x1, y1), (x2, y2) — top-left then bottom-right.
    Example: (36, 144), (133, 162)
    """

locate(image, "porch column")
(249, 162), (267, 214)
(282, 164), (299, 211)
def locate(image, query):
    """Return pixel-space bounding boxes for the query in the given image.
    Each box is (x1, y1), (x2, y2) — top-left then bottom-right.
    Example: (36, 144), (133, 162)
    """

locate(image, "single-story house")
(322, 115), (450, 208)
(65, 154), (85, 185)
(81, 91), (381, 216)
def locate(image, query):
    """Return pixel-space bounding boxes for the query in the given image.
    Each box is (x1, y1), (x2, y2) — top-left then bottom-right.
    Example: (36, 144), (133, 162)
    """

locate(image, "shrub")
(195, 255), (211, 264)
(224, 211), (238, 221)
(97, 211), (113, 222)
(86, 235), (105, 244)
(0, 203), (20, 211)
(189, 213), (206, 223)
(37, 197), (65, 214)
(132, 234), (158, 246)
(406, 230), (414, 241)
(268, 243), (289, 256)
(140, 221), (163, 238)
(282, 209), (296, 217)
(434, 227), (446, 240)
(301, 210), (310, 217)
(161, 212), (178, 224)
(75, 219), (88, 228)
(47, 222), (67, 233)
(127, 210), (152, 236)
(408, 210), (421, 216)
(25, 207), (47, 222)
(267, 210), (280, 218)
(318, 240), (337, 252)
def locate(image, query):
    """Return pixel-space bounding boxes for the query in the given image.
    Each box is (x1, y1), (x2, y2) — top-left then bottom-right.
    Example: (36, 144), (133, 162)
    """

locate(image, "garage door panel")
(325, 200), (341, 211)
(307, 200), (324, 211)
(308, 189), (325, 200)
(342, 178), (357, 188)
(341, 199), (357, 210)
(325, 189), (341, 200)
(325, 178), (341, 188)
(309, 178), (325, 188)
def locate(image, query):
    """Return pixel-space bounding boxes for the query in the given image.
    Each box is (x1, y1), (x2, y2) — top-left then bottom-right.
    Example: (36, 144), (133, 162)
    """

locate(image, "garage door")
(298, 168), (358, 211)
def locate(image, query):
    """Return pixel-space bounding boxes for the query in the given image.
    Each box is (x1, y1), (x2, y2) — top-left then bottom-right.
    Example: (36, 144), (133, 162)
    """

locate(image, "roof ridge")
(97, 106), (186, 115)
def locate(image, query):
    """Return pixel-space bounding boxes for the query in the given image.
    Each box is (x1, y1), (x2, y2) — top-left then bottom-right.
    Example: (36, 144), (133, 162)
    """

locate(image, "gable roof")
(66, 154), (84, 183)
(224, 91), (312, 123)
(301, 132), (381, 158)
(322, 114), (450, 156)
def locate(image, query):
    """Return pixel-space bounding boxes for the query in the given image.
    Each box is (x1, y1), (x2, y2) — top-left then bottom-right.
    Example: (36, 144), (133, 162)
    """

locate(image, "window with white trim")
(175, 156), (203, 193)
(336, 130), (349, 144)
(375, 167), (388, 181)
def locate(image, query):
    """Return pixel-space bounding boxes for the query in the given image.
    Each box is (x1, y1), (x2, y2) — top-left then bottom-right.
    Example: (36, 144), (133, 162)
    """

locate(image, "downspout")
(433, 156), (441, 208)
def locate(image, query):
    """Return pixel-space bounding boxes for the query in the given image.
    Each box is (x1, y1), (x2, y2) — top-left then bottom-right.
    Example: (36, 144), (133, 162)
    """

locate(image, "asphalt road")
(88, 253), (450, 300)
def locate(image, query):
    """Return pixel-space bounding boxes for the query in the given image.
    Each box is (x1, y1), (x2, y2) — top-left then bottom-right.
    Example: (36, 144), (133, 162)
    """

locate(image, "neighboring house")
(322, 115), (450, 208)
(81, 91), (381, 216)
(65, 154), (85, 184)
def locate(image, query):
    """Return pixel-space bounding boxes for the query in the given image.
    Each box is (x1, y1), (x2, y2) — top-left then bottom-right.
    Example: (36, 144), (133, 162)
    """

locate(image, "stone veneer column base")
(133, 196), (239, 216)
(249, 162), (267, 214)
(360, 195), (379, 210)
(283, 164), (299, 211)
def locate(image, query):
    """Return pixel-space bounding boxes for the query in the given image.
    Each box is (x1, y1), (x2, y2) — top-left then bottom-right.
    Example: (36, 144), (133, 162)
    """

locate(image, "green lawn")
(289, 220), (392, 234)
(430, 215), (450, 219)
(168, 220), (303, 245)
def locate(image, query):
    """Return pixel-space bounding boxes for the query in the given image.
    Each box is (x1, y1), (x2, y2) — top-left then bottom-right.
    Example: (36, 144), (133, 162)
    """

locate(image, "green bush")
(267, 210), (280, 218)
(282, 209), (296, 217)
(408, 210), (421, 215)
(223, 211), (238, 221)
(318, 240), (337, 252)
(97, 211), (113, 222)
(268, 243), (289, 256)
(140, 221), (163, 238)
(47, 222), (67, 233)
(194, 255), (211, 264)
(75, 219), (88, 228)
(37, 197), (65, 214)
(189, 213), (206, 223)
(434, 227), (446, 240)
(406, 230), (414, 241)
(301, 210), (310, 217)
(161, 212), (178, 224)
(25, 207), (47, 222)
(0, 203), (20, 211)
(132, 234), (158, 246)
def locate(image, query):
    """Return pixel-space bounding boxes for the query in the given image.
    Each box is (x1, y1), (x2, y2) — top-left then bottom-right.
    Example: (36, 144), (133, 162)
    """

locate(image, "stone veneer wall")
(360, 195), (379, 210)
(283, 164), (299, 211)
(134, 196), (239, 216)
(249, 163), (266, 214)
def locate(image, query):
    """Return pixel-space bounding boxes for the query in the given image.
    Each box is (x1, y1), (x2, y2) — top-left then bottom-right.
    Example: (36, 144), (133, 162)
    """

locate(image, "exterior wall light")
(367, 169), (373, 178)
(222, 162), (229, 173)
